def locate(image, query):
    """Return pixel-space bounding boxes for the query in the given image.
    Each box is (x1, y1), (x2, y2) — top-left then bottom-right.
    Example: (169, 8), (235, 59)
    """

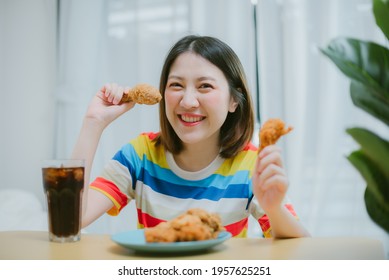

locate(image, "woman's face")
(164, 52), (238, 149)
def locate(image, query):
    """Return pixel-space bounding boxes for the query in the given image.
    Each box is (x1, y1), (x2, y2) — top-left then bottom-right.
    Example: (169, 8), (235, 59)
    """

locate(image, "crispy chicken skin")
(258, 118), (293, 153)
(143, 222), (178, 243)
(144, 208), (225, 243)
(121, 83), (162, 105)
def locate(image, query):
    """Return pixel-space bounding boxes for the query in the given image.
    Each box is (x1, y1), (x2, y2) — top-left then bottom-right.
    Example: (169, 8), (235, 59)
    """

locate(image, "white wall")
(0, 0), (57, 204)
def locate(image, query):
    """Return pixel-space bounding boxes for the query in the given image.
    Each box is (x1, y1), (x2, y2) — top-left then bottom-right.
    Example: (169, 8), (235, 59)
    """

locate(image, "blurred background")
(0, 0), (387, 256)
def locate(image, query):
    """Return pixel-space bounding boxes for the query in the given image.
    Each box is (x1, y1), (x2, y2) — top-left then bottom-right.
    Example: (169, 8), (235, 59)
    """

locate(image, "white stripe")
(134, 182), (250, 225)
(165, 150), (224, 180)
(101, 160), (135, 199)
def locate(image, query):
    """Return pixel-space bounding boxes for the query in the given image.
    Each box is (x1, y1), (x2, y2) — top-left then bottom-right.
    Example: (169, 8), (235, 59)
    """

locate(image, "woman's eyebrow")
(167, 75), (216, 81)
(198, 76), (216, 82)
(167, 75), (183, 80)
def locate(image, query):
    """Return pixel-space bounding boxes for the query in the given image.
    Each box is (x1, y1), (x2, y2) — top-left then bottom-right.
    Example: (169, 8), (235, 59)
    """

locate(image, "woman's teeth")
(180, 115), (204, 123)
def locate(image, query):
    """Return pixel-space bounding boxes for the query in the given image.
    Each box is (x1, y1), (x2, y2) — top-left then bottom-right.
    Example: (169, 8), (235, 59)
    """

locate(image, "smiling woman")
(163, 52), (237, 158)
(71, 33), (309, 240)
(158, 36), (253, 160)
(1, 0), (386, 256)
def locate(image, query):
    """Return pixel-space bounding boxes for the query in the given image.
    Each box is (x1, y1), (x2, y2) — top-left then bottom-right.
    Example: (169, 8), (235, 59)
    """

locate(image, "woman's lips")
(179, 114), (205, 125)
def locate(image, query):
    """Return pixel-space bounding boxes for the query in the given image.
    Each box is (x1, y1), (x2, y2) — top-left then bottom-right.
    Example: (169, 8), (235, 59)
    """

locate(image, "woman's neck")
(173, 143), (220, 172)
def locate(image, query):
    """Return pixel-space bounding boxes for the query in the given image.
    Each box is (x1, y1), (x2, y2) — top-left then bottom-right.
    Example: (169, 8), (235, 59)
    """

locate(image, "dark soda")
(42, 166), (84, 240)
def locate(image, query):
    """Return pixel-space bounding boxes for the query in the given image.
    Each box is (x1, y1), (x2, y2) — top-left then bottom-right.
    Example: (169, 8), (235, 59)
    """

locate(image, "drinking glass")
(41, 159), (85, 242)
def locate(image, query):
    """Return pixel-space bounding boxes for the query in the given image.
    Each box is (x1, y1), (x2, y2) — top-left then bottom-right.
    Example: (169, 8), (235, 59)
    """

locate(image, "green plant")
(321, 0), (389, 233)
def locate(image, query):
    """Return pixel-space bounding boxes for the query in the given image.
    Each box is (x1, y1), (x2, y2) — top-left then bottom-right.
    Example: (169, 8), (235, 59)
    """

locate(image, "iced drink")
(42, 160), (84, 242)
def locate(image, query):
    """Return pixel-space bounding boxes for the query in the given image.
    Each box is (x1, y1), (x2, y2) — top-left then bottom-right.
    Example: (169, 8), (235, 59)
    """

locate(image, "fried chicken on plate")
(144, 208), (225, 243)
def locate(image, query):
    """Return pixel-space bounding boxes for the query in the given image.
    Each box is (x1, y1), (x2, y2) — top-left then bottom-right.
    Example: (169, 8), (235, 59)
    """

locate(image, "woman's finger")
(256, 150), (283, 175)
(257, 163), (285, 188)
(112, 86), (124, 104)
(260, 174), (288, 193)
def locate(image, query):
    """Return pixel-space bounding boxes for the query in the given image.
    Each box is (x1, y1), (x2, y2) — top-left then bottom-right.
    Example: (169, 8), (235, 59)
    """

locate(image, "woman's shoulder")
(234, 141), (258, 160)
(129, 132), (165, 163)
(217, 142), (258, 175)
(242, 141), (258, 153)
(141, 132), (160, 140)
(130, 132), (160, 146)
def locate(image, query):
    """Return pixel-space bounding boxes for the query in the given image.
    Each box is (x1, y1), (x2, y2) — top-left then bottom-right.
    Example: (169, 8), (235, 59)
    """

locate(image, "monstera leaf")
(373, 0), (389, 40)
(321, 0), (389, 234)
(321, 38), (389, 93)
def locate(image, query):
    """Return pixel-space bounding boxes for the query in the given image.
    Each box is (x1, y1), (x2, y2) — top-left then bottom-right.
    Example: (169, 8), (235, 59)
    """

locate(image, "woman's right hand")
(85, 83), (136, 128)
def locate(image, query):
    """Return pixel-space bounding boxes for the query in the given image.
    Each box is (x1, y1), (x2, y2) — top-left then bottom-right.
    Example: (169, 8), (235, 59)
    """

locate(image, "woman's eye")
(199, 83), (213, 89)
(169, 82), (182, 88)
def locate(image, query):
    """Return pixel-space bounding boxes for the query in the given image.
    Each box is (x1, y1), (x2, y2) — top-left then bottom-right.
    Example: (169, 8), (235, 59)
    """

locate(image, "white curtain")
(257, 0), (388, 251)
(0, 0), (56, 231)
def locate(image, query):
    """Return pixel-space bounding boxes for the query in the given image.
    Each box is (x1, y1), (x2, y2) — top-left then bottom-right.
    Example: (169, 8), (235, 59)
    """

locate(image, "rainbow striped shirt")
(90, 132), (296, 237)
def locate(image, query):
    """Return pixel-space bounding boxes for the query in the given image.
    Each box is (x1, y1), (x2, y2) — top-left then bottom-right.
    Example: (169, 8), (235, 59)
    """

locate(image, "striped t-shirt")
(90, 132), (296, 237)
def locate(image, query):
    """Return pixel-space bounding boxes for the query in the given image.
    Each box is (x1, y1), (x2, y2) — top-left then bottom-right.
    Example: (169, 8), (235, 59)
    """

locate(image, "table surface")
(0, 231), (385, 260)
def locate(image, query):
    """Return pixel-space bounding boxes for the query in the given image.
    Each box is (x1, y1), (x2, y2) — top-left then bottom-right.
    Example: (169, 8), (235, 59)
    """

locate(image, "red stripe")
(141, 132), (160, 140)
(243, 142), (258, 151)
(224, 218), (248, 237)
(285, 203), (297, 217)
(258, 203), (298, 236)
(259, 214), (270, 234)
(136, 208), (166, 228)
(91, 177), (128, 209)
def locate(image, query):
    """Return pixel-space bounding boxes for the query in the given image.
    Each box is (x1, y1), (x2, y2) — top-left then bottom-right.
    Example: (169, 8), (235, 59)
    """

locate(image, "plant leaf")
(347, 127), (389, 182)
(373, 0), (389, 41)
(347, 150), (389, 203)
(350, 81), (389, 126)
(364, 187), (389, 233)
(321, 38), (389, 93)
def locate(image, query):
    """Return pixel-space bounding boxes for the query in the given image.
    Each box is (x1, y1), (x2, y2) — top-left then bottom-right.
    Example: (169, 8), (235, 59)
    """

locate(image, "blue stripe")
(142, 155), (252, 190)
(139, 167), (250, 201)
(112, 146), (140, 190)
(112, 143), (252, 200)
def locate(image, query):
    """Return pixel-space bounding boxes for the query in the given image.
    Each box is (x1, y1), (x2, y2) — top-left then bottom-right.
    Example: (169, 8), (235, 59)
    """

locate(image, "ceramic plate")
(111, 229), (231, 253)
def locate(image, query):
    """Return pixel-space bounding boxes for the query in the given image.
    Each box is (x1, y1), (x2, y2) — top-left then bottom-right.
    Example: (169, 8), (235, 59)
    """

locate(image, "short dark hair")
(155, 35), (254, 158)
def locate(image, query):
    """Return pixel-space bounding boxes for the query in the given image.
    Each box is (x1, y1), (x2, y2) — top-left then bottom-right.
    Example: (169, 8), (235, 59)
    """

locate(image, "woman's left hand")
(252, 145), (288, 213)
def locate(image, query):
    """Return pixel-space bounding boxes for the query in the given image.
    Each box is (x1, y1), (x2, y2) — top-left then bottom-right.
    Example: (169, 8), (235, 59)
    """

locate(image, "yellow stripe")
(263, 228), (272, 238)
(216, 150), (257, 176)
(234, 227), (247, 238)
(130, 134), (169, 168)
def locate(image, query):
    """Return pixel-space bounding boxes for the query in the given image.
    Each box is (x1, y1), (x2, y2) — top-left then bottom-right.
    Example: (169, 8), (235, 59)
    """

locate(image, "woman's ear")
(229, 87), (241, 113)
(229, 98), (238, 113)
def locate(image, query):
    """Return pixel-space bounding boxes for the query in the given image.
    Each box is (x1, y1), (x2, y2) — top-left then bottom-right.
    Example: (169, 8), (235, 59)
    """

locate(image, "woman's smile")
(178, 113), (206, 126)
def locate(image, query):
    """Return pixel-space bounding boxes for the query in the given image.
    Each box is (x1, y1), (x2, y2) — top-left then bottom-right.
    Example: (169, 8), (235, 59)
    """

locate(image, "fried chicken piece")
(144, 222), (178, 243)
(258, 118), (293, 153)
(170, 214), (212, 241)
(121, 83), (162, 105)
(144, 208), (225, 243)
(186, 208), (224, 238)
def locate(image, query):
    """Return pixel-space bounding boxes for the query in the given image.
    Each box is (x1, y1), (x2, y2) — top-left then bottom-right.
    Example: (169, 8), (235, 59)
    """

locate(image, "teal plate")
(111, 229), (232, 253)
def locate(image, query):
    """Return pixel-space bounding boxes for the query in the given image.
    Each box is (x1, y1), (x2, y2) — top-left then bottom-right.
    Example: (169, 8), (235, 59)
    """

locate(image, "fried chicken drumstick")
(144, 208), (225, 243)
(258, 118), (293, 153)
(121, 83), (162, 105)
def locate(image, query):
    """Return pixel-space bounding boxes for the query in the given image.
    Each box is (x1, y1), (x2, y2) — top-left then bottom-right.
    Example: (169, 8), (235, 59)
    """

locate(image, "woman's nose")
(180, 89), (199, 109)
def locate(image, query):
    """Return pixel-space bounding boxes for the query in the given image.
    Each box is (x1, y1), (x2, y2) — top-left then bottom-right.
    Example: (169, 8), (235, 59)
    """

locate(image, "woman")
(72, 35), (309, 238)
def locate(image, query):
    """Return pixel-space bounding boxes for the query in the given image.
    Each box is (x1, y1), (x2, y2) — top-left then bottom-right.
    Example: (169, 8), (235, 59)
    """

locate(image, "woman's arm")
(252, 145), (310, 238)
(71, 84), (135, 228)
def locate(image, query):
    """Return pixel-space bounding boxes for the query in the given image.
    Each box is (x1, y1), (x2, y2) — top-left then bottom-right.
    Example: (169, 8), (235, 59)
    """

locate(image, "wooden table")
(0, 231), (385, 260)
